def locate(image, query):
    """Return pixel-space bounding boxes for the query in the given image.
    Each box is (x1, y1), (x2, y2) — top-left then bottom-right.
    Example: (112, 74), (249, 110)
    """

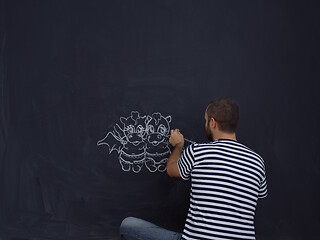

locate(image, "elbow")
(166, 163), (180, 178)
(166, 166), (174, 177)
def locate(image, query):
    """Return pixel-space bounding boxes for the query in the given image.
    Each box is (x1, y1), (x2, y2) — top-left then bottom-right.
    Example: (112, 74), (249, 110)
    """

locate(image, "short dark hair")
(206, 98), (239, 133)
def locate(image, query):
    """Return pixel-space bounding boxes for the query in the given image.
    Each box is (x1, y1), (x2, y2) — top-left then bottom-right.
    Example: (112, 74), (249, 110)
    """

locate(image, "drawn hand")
(169, 129), (184, 148)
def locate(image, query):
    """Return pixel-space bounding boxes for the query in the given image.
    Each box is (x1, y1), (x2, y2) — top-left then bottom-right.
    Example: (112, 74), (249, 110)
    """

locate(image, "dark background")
(1, 0), (319, 239)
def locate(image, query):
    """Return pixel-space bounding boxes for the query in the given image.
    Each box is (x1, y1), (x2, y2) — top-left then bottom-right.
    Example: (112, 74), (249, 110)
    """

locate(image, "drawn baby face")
(124, 124), (145, 144)
(120, 111), (147, 146)
(146, 113), (171, 146)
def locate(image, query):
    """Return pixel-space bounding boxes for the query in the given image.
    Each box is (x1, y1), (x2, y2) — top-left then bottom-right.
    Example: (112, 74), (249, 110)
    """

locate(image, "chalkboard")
(1, 0), (320, 239)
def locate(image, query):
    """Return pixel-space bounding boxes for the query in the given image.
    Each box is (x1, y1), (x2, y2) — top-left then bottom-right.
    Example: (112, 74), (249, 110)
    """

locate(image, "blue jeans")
(120, 217), (182, 240)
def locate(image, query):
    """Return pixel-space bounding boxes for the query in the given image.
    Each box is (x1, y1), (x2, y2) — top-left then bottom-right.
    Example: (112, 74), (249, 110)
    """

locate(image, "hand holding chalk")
(169, 129), (184, 148)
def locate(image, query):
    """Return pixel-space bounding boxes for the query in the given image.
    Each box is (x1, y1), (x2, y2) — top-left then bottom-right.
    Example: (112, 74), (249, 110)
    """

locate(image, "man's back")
(178, 139), (268, 240)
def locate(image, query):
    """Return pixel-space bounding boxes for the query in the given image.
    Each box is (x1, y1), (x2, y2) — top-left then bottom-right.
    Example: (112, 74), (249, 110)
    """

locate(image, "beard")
(205, 123), (213, 141)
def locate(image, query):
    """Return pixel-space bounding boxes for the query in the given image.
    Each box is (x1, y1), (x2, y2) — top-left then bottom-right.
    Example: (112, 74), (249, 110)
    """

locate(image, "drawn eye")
(148, 125), (155, 133)
(127, 125), (134, 133)
(136, 125), (144, 134)
(158, 124), (167, 135)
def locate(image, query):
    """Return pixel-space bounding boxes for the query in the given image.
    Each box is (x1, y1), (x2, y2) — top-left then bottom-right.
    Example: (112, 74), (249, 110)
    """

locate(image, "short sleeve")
(258, 169), (268, 198)
(177, 144), (195, 180)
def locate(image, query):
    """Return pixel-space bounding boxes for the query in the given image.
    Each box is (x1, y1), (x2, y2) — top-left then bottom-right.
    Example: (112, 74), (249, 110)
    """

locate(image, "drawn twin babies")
(97, 111), (172, 173)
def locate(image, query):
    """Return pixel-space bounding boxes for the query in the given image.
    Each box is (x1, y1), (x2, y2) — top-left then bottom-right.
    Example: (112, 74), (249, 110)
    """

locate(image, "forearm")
(166, 145), (183, 177)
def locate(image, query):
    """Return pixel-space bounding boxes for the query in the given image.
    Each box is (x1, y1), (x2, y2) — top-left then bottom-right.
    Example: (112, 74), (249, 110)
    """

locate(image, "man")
(120, 98), (267, 240)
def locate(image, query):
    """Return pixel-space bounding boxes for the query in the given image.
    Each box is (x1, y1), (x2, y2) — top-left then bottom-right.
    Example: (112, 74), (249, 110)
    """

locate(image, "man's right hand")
(169, 129), (184, 148)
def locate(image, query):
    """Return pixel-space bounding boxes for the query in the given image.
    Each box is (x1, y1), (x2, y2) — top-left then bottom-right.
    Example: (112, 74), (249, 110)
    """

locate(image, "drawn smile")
(151, 141), (160, 146)
(132, 141), (141, 146)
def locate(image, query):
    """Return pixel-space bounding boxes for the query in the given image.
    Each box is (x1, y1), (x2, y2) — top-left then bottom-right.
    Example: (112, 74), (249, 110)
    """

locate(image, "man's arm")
(166, 129), (184, 177)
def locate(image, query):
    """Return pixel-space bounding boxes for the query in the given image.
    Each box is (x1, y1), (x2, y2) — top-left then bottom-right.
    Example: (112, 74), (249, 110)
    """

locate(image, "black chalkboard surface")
(1, 0), (320, 239)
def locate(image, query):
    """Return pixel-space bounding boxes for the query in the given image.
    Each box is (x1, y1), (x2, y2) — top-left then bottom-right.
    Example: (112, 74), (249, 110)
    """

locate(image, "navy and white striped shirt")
(178, 139), (267, 240)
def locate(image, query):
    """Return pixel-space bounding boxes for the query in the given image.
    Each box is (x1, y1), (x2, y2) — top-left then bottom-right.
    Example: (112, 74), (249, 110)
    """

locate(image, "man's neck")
(213, 132), (237, 142)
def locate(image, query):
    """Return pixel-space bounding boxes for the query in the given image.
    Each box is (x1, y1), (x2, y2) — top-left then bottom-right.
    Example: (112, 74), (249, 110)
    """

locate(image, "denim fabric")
(120, 217), (182, 240)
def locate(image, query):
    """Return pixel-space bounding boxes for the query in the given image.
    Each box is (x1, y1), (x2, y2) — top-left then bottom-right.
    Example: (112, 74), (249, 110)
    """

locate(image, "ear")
(166, 116), (172, 123)
(211, 118), (217, 129)
(146, 115), (152, 123)
(120, 117), (126, 124)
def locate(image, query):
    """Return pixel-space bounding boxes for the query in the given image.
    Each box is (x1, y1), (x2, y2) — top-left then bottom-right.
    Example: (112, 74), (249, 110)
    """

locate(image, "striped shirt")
(178, 139), (267, 240)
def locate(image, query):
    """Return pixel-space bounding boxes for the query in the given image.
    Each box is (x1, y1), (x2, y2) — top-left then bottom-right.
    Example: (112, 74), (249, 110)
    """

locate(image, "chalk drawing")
(97, 111), (195, 173)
